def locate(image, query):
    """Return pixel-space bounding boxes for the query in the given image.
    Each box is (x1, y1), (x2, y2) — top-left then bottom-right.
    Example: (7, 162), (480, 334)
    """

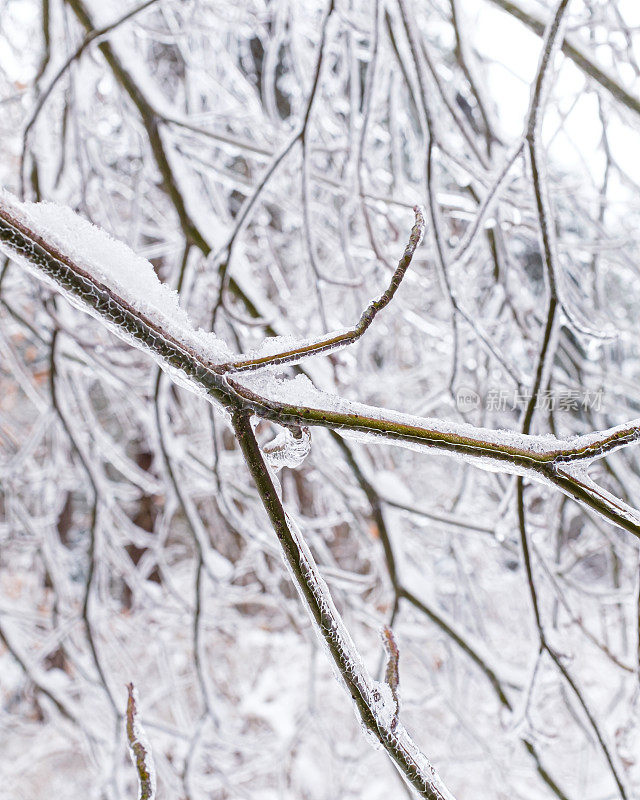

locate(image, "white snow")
(0, 190), (231, 365)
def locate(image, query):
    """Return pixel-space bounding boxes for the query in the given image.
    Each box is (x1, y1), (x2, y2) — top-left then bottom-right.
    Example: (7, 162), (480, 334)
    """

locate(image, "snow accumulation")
(0, 190), (231, 364)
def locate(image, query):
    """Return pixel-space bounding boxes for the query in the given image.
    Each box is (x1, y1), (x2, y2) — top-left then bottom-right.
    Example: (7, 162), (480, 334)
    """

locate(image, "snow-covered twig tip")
(381, 625), (400, 730)
(126, 683), (156, 800)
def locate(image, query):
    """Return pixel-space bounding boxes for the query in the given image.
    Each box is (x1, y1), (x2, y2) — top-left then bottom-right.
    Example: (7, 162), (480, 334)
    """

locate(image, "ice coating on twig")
(125, 683), (156, 800)
(370, 680), (398, 730)
(218, 205), (427, 374)
(381, 625), (400, 729)
(279, 510), (456, 800)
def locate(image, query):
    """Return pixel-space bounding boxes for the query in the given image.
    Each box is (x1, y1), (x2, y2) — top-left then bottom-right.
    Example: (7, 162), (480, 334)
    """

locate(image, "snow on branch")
(2, 191), (640, 538)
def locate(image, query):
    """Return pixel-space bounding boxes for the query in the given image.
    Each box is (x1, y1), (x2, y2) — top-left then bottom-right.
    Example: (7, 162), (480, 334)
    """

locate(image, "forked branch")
(1, 195), (640, 539)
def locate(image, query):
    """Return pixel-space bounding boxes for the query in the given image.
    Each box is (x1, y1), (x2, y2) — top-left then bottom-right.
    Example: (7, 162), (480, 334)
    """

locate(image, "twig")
(488, 0), (640, 119)
(21, 0), (160, 198)
(516, 4), (628, 796)
(382, 625), (400, 729)
(126, 683), (156, 800)
(218, 205), (425, 373)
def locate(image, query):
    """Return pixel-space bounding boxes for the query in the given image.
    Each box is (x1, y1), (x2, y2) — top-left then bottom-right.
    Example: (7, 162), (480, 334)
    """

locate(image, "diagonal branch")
(21, 0), (160, 199)
(231, 409), (456, 800)
(487, 0), (640, 119)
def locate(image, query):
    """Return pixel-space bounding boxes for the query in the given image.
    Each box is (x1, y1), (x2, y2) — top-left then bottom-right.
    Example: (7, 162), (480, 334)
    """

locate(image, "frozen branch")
(488, 0), (640, 119)
(4, 1), (640, 794)
(218, 205), (426, 372)
(126, 684), (156, 800)
(2, 194), (640, 541)
(231, 409), (456, 800)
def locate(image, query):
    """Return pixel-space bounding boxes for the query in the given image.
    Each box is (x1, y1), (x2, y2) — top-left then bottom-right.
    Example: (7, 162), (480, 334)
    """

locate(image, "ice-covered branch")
(2, 192), (640, 539)
(5, 1), (640, 795)
(488, 0), (640, 119)
(218, 205), (426, 372)
(231, 410), (456, 800)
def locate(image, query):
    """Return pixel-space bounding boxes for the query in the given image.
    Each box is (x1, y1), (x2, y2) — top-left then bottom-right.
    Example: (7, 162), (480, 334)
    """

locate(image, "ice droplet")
(370, 680), (397, 729)
(261, 426), (311, 470)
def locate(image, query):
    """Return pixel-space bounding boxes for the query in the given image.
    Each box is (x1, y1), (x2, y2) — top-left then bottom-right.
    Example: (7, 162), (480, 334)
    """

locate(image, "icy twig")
(382, 625), (400, 730)
(126, 684), (156, 800)
(211, 0), (336, 326)
(49, 330), (119, 718)
(0, 622), (83, 732)
(488, 0), (640, 119)
(2, 195), (640, 535)
(516, 4), (629, 796)
(524, 0), (615, 339)
(395, 0), (459, 392)
(66, 0), (210, 255)
(21, 0), (160, 198)
(218, 205), (426, 373)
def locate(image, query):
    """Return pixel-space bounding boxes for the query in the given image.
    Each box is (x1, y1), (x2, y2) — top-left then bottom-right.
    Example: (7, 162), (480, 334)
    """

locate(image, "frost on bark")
(2, 0), (640, 798)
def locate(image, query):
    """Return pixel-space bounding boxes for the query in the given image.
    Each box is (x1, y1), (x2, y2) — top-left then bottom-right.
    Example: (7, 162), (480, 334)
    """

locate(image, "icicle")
(261, 426), (311, 470)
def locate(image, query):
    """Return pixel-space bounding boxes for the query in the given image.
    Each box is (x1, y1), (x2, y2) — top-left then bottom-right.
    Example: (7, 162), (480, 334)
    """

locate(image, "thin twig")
(218, 205), (425, 373)
(126, 683), (156, 800)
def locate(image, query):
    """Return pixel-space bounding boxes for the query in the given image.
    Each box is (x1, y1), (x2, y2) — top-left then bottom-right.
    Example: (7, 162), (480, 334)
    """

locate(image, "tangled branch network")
(3, 0), (640, 798)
